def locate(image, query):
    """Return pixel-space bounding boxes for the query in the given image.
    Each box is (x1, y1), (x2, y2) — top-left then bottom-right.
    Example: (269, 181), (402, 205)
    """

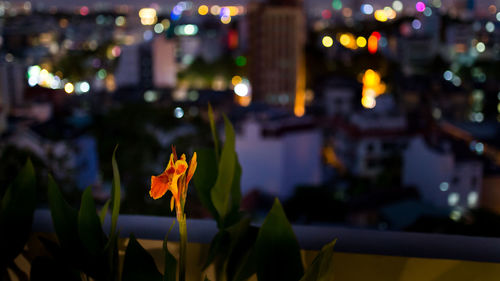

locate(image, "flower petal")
(171, 145), (178, 162)
(150, 175), (169, 199)
(170, 196), (175, 211)
(186, 152), (197, 184)
(175, 159), (188, 176)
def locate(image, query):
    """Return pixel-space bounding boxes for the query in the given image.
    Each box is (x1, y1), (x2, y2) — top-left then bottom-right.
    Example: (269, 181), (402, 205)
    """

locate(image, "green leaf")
(47, 175), (80, 250)
(211, 115), (236, 221)
(110, 145), (121, 236)
(255, 199), (304, 281)
(203, 230), (230, 270)
(300, 240), (337, 281)
(105, 231), (119, 281)
(99, 199), (111, 225)
(230, 154), (242, 215)
(163, 221), (177, 281)
(226, 218), (258, 281)
(123, 234), (163, 281)
(231, 249), (256, 281)
(78, 187), (106, 256)
(204, 276), (211, 281)
(208, 103), (219, 162)
(0, 159), (37, 267)
(193, 148), (219, 220)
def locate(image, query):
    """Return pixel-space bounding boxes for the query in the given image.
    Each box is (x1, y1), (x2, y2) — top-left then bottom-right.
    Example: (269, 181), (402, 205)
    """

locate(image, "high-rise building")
(114, 36), (177, 91)
(0, 61), (25, 133)
(247, 0), (306, 115)
(152, 36), (177, 89)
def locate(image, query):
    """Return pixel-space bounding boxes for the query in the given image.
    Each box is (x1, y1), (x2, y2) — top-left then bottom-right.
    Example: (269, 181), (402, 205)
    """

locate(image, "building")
(332, 110), (408, 178)
(320, 78), (359, 117)
(403, 136), (482, 211)
(0, 61), (26, 133)
(114, 43), (141, 89)
(235, 116), (322, 200)
(247, 0), (306, 112)
(114, 36), (177, 93)
(152, 36), (177, 89)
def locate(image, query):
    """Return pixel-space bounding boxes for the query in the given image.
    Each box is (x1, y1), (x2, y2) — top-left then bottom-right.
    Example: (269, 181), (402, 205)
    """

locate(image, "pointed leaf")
(230, 154), (242, 215)
(163, 221), (177, 281)
(226, 218), (258, 281)
(231, 249), (256, 281)
(193, 148), (219, 220)
(255, 199), (304, 281)
(105, 230), (119, 281)
(0, 159), (37, 266)
(211, 115), (236, 220)
(203, 230), (230, 270)
(123, 234), (162, 281)
(208, 103), (219, 161)
(110, 145), (121, 236)
(47, 175), (80, 250)
(300, 240), (337, 281)
(99, 199), (111, 225)
(78, 187), (105, 255)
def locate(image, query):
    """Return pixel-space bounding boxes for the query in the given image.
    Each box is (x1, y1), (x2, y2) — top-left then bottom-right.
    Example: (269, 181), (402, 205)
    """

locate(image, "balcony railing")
(33, 209), (500, 263)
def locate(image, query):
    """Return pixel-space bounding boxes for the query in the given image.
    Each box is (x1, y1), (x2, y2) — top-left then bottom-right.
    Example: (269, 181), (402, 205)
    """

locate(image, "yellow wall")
(10, 235), (500, 281)
(142, 239), (500, 281)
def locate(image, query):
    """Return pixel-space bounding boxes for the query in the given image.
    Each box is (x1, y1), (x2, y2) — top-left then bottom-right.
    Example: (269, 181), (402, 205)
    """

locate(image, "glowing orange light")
(363, 69), (380, 87)
(231, 75), (242, 86)
(339, 34), (351, 46)
(236, 95), (251, 107)
(294, 56), (306, 117)
(368, 35), (378, 54)
(339, 33), (357, 49)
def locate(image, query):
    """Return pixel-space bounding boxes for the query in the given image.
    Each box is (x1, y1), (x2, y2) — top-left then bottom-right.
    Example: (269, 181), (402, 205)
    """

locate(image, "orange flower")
(150, 147), (197, 216)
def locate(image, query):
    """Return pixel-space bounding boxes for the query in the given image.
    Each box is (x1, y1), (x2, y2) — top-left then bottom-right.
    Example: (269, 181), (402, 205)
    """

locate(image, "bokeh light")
(139, 8), (157, 25)
(361, 96), (376, 109)
(374, 10), (388, 22)
(234, 83), (249, 97)
(415, 2), (426, 12)
(322, 36), (333, 47)
(476, 42), (486, 53)
(332, 0), (342, 10)
(361, 4), (373, 15)
(392, 1), (403, 12)
(64, 82), (74, 94)
(79, 6), (89, 16)
(412, 19), (422, 30)
(356, 36), (367, 48)
(198, 5), (208, 15)
(231, 75), (242, 86)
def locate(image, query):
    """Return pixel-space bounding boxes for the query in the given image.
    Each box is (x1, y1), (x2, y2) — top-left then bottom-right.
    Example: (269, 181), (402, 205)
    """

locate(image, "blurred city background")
(1, 0), (500, 237)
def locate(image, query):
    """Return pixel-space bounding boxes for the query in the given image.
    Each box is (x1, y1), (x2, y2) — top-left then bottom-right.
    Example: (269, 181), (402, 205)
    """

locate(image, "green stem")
(178, 215), (187, 281)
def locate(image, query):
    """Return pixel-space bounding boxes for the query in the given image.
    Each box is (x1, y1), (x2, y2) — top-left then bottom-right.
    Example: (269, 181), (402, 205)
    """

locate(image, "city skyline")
(5, 0), (499, 12)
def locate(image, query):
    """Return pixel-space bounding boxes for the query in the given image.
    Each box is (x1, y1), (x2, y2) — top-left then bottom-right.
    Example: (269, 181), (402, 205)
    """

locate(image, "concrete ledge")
(33, 209), (500, 263)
